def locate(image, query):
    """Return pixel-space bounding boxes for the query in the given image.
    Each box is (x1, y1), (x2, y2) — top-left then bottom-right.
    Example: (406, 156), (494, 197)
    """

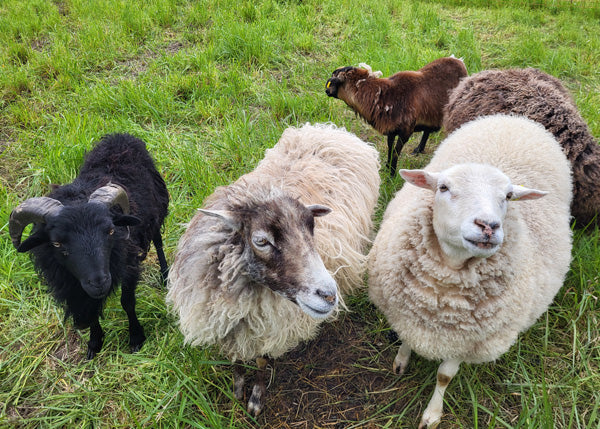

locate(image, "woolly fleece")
(368, 115), (572, 363)
(167, 123), (380, 362)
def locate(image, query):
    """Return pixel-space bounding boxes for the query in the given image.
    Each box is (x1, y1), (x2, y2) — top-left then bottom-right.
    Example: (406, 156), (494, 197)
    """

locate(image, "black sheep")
(9, 133), (169, 358)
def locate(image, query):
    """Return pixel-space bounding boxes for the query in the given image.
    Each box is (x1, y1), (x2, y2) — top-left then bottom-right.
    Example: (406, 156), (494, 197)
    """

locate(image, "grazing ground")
(1, 0), (600, 428)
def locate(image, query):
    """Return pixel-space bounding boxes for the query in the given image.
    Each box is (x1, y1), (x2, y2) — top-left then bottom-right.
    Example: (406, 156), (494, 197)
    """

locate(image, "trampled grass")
(1, 0), (599, 427)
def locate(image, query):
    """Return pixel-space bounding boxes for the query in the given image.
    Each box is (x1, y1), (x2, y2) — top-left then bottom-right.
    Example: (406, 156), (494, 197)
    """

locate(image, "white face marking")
(295, 252), (338, 319)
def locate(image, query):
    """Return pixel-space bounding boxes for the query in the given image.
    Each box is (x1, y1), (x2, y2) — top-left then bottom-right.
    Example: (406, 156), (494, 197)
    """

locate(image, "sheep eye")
(252, 236), (270, 248)
(439, 184), (449, 193)
(506, 192), (514, 200)
(109, 228), (115, 235)
(52, 242), (61, 248)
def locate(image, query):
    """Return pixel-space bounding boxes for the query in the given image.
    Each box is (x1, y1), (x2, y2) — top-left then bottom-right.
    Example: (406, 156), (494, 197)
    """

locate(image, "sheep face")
(325, 66), (367, 98)
(400, 164), (547, 266)
(201, 196), (339, 319)
(16, 204), (141, 299)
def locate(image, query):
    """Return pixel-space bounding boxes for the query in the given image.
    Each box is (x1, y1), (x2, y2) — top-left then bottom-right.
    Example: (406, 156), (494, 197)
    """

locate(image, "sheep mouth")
(297, 297), (337, 320)
(466, 239), (496, 249)
(464, 237), (502, 254)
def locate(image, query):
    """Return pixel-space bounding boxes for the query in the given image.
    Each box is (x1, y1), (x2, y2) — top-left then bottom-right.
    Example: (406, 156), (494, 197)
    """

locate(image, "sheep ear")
(399, 169), (439, 191)
(509, 185), (548, 201)
(17, 230), (49, 252)
(199, 209), (240, 230)
(307, 204), (332, 217)
(113, 214), (142, 226)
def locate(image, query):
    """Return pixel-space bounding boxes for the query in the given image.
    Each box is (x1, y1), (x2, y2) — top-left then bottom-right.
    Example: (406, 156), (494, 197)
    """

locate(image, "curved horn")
(89, 182), (130, 214)
(9, 197), (64, 248)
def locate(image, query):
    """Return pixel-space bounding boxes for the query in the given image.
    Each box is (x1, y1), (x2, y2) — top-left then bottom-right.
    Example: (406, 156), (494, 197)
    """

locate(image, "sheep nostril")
(316, 289), (337, 304)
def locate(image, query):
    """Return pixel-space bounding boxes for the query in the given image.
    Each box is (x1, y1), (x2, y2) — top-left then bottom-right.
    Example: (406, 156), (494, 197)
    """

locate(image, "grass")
(1, 0), (599, 427)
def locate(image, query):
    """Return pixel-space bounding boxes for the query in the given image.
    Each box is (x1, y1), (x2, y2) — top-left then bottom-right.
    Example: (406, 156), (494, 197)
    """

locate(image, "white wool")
(369, 114), (572, 363)
(168, 123), (380, 362)
(358, 62), (383, 78)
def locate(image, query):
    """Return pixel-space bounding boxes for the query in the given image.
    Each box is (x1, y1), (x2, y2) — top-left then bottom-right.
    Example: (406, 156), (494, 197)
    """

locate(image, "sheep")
(325, 56), (467, 176)
(166, 123), (380, 416)
(367, 115), (572, 428)
(9, 133), (169, 359)
(443, 67), (600, 227)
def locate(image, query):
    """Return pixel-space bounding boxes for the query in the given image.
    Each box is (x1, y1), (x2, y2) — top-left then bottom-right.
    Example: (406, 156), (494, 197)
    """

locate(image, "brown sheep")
(443, 67), (600, 228)
(326, 56), (468, 176)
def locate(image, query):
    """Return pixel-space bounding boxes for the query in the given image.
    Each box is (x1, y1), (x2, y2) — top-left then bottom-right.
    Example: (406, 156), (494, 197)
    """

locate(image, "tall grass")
(1, 0), (599, 427)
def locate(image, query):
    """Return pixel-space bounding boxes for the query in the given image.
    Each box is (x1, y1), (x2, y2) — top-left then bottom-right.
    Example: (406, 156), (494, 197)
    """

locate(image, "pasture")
(1, 0), (599, 427)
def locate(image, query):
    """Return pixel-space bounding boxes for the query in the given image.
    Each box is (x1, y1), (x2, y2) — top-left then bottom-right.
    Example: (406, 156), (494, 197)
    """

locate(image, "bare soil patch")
(233, 302), (416, 428)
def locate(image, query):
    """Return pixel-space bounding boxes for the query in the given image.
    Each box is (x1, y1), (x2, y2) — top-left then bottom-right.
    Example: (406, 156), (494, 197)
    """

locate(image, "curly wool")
(167, 123), (380, 362)
(443, 68), (600, 227)
(369, 115), (572, 363)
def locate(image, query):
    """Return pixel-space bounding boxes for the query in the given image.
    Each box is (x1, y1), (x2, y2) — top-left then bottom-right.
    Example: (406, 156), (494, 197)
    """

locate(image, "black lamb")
(9, 133), (169, 359)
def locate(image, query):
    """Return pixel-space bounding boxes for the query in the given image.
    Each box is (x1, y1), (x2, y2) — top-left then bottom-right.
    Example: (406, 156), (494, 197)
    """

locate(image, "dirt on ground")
(233, 301), (421, 428)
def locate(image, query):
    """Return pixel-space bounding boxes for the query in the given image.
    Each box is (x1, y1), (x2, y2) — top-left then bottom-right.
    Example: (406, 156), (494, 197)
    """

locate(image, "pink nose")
(474, 219), (499, 238)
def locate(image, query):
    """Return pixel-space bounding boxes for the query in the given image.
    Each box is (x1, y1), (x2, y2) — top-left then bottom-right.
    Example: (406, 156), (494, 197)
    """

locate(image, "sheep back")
(335, 57), (467, 137)
(368, 115), (572, 362)
(443, 68), (600, 226)
(76, 133), (170, 256)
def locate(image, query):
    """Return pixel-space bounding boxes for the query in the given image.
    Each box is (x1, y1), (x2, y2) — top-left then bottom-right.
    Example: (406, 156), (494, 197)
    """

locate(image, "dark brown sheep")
(326, 56), (468, 176)
(443, 67), (600, 228)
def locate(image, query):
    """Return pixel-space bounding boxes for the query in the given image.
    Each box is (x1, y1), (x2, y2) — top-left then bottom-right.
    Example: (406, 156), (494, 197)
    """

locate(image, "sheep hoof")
(86, 337), (103, 359)
(247, 384), (265, 417)
(129, 332), (146, 353)
(392, 361), (405, 375)
(418, 416), (441, 429)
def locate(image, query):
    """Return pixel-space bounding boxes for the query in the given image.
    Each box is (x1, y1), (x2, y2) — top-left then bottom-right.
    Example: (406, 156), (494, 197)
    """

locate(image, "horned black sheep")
(10, 133), (169, 359)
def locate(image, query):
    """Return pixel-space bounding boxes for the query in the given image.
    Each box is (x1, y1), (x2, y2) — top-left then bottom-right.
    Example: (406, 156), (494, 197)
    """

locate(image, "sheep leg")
(386, 134), (396, 167)
(153, 231), (169, 284)
(412, 130), (430, 154)
(86, 318), (104, 359)
(120, 274), (146, 353)
(393, 341), (411, 375)
(418, 358), (461, 429)
(248, 356), (269, 417)
(233, 362), (246, 400)
(388, 134), (407, 177)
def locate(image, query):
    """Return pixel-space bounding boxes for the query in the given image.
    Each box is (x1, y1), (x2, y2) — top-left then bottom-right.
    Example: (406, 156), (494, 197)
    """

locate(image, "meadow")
(1, 0), (599, 427)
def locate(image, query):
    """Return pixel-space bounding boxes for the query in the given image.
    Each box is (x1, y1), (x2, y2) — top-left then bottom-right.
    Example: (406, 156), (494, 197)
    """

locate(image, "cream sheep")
(167, 123), (380, 416)
(368, 115), (572, 428)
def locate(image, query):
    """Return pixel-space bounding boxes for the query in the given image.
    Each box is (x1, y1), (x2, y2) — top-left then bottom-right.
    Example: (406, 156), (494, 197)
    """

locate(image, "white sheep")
(368, 114), (572, 428)
(167, 123), (380, 416)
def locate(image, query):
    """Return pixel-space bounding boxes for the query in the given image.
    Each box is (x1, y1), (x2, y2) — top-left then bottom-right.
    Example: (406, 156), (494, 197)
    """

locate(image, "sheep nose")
(474, 219), (499, 237)
(84, 274), (111, 296)
(316, 288), (337, 304)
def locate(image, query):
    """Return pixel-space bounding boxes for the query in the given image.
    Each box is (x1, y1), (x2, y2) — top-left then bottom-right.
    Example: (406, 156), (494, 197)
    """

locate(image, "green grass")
(1, 0), (600, 427)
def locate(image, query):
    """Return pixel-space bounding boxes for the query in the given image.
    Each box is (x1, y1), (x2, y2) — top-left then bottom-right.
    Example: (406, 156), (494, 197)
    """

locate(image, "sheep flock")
(10, 54), (600, 428)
